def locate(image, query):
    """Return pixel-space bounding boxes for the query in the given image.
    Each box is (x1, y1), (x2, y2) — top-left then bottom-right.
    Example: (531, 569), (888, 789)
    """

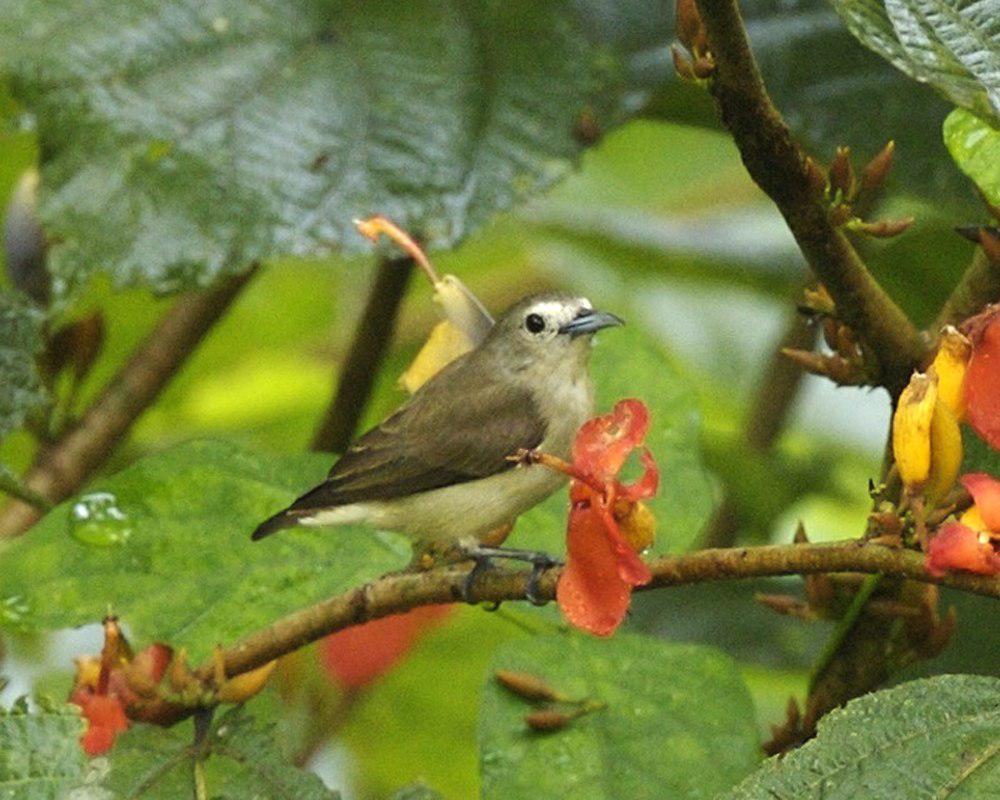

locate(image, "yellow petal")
(893, 372), (937, 490)
(929, 326), (971, 420)
(216, 660), (277, 704)
(926, 400), (963, 505)
(960, 505), (987, 532)
(615, 500), (656, 553)
(399, 321), (475, 394)
(434, 275), (493, 345)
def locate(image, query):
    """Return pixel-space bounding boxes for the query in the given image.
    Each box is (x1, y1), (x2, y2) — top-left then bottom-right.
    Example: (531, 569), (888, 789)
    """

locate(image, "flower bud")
(495, 669), (563, 703)
(893, 372), (937, 490)
(828, 146), (855, 200)
(850, 217), (914, 238)
(929, 326), (971, 420)
(525, 708), (573, 732)
(859, 140), (895, 195)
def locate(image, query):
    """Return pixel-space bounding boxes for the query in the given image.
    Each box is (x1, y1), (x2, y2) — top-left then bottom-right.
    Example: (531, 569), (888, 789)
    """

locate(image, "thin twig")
(0, 268), (257, 538)
(933, 246), (1000, 330)
(693, 0), (925, 394)
(195, 541), (999, 682)
(310, 255), (413, 453)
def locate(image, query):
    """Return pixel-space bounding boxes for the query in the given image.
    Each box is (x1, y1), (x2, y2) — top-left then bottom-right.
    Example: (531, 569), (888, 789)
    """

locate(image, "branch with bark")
(691, 0), (926, 394)
(0, 268), (257, 538)
(198, 540), (998, 681)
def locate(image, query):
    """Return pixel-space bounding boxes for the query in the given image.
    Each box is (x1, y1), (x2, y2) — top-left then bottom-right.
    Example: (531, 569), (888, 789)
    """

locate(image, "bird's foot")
(460, 545), (562, 607)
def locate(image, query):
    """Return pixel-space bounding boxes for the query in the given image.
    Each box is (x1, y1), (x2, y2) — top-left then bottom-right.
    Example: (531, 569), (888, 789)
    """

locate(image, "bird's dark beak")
(558, 308), (625, 337)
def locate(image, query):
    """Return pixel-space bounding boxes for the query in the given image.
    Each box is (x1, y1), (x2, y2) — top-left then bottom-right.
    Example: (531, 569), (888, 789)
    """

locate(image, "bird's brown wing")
(286, 360), (546, 512)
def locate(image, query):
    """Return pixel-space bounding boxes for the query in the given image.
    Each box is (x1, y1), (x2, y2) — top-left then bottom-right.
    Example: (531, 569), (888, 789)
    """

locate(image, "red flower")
(964, 306), (1000, 451)
(321, 605), (452, 690)
(70, 688), (128, 756)
(556, 399), (659, 636)
(926, 473), (1000, 577)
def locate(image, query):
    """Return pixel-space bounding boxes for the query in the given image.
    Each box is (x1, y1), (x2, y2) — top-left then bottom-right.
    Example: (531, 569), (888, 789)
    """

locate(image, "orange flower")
(556, 399), (659, 636)
(926, 473), (1000, 576)
(70, 688), (129, 756)
(321, 605), (452, 689)
(963, 306), (1000, 451)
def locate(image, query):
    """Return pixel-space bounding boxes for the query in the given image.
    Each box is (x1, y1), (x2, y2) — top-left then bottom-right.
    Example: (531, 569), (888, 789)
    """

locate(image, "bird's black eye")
(525, 313), (545, 333)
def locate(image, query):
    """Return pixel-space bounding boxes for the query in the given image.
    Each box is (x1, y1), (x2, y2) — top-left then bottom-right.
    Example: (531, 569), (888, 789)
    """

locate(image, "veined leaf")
(0, 0), (673, 297)
(723, 674), (1000, 799)
(0, 699), (88, 800)
(105, 707), (340, 799)
(0, 440), (409, 661)
(944, 106), (1000, 204)
(831, 0), (1000, 123)
(0, 289), (45, 441)
(479, 634), (761, 800)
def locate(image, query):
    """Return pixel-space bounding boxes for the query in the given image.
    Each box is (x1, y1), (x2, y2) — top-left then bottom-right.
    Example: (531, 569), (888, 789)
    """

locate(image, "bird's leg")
(460, 544), (563, 607)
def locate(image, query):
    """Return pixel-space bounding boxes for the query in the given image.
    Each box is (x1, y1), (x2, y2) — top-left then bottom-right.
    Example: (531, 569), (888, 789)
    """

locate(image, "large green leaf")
(0, 289), (44, 441)
(0, 0), (672, 297)
(104, 707), (340, 799)
(515, 323), (715, 556)
(723, 674), (1000, 799)
(0, 440), (409, 661)
(0, 699), (87, 800)
(479, 633), (761, 800)
(831, 0), (1000, 122)
(944, 106), (1000, 204)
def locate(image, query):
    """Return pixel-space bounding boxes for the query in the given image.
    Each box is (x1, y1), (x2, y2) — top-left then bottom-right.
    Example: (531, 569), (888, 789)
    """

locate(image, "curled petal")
(572, 399), (650, 481)
(926, 522), (1000, 577)
(964, 311), (1000, 451)
(617, 448), (659, 502)
(961, 473), (1000, 531)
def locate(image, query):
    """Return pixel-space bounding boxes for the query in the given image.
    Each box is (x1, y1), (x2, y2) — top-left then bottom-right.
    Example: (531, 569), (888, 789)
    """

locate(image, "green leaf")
(831, 0), (1000, 123)
(389, 784), (446, 800)
(723, 674), (1000, 799)
(515, 324), (715, 555)
(105, 707), (340, 799)
(1, 0), (672, 296)
(340, 607), (526, 800)
(944, 106), (1000, 204)
(0, 699), (87, 800)
(0, 440), (409, 661)
(0, 289), (45, 440)
(479, 633), (761, 800)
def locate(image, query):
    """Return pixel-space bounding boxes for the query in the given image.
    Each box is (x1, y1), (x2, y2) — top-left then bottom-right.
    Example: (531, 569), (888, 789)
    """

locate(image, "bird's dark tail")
(251, 509), (297, 541)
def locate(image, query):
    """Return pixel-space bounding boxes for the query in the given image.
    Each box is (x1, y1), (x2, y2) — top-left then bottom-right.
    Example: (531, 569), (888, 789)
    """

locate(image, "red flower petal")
(596, 503), (652, 585)
(961, 473), (1000, 532)
(926, 522), (1000, 577)
(71, 690), (129, 756)
(557, 503), (633, 636)
(617, 448), (659, 503)
(321, 605), (451, 690)
(964, 311), (1000, 451)
(572, 399), (650, 482)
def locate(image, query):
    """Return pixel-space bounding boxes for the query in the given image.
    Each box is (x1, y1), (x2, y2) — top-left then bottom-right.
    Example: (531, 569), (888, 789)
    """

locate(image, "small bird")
(251, 292), (623, 572)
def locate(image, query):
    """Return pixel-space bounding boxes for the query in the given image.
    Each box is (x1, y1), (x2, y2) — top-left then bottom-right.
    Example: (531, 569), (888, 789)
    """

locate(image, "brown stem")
(310, 255), (413, 453)
(0, 268), (257, 538)
(693, 0), (925, 394)
(703, 308), (817, 547)
(197, 541), (998, 682)
(933, 247), (1000, 330)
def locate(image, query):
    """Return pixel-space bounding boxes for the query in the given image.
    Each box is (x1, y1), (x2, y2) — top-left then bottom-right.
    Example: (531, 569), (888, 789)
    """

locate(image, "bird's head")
(486, 293), (624, 372)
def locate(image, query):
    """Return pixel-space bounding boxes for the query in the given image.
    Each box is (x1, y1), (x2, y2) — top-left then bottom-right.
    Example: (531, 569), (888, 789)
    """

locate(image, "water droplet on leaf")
(69, 492), (132, 547)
